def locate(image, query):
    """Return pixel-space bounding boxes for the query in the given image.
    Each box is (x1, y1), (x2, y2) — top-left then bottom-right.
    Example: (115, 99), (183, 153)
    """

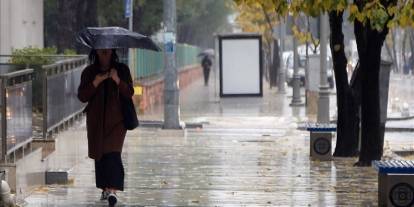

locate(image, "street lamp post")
(290, 30), (303, 106)
(127, 0), (134, 80)
(317, 13), (330, 123)
(278, 20), (286, 94)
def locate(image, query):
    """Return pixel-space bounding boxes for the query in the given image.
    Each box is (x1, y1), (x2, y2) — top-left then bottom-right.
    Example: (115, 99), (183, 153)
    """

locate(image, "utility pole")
(163, 0), (181, 129)
(290, 17), (303, 106)
(305, 16), (310, 105)
(128, 0), (133, 31)
(317, 13), (330, 123)
(278, 19), (286, 94)
(126, 0), (134, 78)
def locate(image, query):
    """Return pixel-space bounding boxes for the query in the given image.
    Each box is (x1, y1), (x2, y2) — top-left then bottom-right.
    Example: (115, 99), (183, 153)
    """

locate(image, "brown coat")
(78, 63), (134, 160)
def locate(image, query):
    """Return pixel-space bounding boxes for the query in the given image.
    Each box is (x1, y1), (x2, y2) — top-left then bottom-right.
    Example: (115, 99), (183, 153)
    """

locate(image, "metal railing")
(0, 69), (34, 160)
(0, 54), (88, 160)
(0, 44), (200, 154)
(39, 57), (88, 139)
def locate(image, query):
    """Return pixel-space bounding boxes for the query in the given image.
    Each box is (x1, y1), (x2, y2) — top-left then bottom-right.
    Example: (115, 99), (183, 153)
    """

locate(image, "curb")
(384, 127), (414, 132)
(387, 115), (414, 121)
(298, 126), (414, 132)
(297, 123), (414, 132)
(329, 115), (414, 123)
(140, 120), (204, 129)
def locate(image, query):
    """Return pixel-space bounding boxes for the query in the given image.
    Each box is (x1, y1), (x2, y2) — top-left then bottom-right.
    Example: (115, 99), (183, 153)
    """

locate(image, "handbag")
(116, 63), (139, 130)
(120, 94), (139, 130)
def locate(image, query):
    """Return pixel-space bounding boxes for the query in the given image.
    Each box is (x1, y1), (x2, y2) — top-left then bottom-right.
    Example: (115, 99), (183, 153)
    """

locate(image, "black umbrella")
(76, 27), (161, 51)
(197, 49), (215, 58)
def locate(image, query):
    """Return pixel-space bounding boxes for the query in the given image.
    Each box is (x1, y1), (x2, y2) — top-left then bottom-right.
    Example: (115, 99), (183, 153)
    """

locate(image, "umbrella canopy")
(76, 27), (161, 51)
(198, 49), (215, 58)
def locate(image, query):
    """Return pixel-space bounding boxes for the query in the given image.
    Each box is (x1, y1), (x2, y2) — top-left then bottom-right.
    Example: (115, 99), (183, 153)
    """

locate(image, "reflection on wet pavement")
(23, 74), (414, 206)
(25, 120), (379, 206)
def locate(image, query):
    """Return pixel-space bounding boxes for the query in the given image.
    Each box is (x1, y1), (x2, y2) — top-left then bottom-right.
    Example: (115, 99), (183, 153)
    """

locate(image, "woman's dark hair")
(88, 49), (119, 66)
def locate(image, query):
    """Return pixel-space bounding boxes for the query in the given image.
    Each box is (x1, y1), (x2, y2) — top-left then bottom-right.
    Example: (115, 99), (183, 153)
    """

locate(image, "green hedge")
(10, 47), (57, 66)
(9, 47), (78, 66)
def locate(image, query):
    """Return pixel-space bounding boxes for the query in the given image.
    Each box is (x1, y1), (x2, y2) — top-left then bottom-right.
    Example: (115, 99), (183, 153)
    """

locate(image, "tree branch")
(260, 3), (274, 33)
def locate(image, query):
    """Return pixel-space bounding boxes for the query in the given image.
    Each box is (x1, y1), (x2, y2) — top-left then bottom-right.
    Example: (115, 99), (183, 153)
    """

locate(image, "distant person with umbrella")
(76, 27), (160, 206)
(202, 56), (212, 86)
(199, 49), (214, 86)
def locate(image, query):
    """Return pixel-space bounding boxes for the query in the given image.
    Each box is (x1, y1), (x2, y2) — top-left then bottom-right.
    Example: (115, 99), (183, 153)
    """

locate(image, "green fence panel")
(133, 44), (200, 79)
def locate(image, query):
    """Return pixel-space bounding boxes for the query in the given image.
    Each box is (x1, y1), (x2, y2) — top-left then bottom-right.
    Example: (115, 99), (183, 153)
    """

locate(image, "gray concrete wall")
(0, 0), (44, 55)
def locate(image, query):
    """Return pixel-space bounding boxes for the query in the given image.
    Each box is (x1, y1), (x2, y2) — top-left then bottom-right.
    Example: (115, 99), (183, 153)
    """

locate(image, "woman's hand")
(110, 69), (121, 85)
(93, 72), (110, 88)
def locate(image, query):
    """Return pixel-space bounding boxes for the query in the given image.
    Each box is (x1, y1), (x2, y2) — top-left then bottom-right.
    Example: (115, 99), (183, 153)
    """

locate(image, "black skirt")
(95, 152), (125, 191)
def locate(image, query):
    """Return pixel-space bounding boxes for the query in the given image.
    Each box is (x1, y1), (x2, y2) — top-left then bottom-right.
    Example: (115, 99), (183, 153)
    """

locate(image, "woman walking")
(78, 48), (134, 206)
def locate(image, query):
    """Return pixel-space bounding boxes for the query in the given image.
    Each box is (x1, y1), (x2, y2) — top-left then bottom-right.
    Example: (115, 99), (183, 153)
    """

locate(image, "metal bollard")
(310, 131), (332, 161)
(0, 171), (15, 207)
(373, 160), (414, 207)
(306, 123), (336, 161)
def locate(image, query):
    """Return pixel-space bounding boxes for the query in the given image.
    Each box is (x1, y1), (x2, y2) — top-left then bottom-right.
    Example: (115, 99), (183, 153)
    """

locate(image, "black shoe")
(354, 160), (371, 167)
(108, 193), (118, 206)
(100, 191), (109, 200)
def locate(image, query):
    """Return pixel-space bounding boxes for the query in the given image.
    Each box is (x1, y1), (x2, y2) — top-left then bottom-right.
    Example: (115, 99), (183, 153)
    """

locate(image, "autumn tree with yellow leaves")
(235, 0), (414, 166)
(234, 1), (281, 87)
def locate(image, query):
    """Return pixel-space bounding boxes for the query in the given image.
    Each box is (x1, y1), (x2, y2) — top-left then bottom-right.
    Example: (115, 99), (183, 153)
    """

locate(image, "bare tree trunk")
(57, 0), (97, 53)
(410, 29), (414, 56)
(410, 29), (414, 74)
(264, 48), (270, 83)
(391, 29), (399, 72)
(259, 4), (280, 88)
(353, 0), (392, 166)
(305, 16), (311, 104)
(75, 0), (98, 53)
(329, 11), (359, 157)
(385, 40), (396, 72)
(402, 30), (407, 66)
(57, 0), (77, 53)
(272, 38), (280, 86)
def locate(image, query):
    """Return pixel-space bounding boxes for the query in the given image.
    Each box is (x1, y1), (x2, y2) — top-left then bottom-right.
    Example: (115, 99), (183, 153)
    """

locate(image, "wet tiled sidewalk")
(24, 116), (379, 206)
(22, 73), (413, 206)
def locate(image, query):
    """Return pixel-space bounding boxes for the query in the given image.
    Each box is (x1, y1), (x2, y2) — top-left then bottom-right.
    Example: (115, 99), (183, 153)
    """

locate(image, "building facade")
(0, 0), (44, 55)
